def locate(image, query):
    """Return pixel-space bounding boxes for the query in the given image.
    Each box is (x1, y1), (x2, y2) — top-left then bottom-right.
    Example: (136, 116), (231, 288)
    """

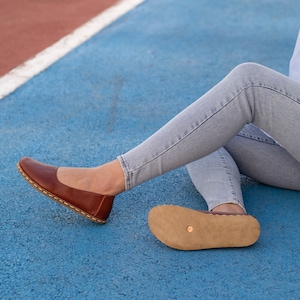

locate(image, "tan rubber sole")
(148, 205), (260, 250)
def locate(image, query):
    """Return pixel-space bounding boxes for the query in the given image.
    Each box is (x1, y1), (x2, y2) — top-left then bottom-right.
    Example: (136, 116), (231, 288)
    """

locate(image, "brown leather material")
(17, 157), (115, 224)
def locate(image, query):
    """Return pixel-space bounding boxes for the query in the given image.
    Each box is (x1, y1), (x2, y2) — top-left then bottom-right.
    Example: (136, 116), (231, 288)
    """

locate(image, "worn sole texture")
(148, 205), (260, 250)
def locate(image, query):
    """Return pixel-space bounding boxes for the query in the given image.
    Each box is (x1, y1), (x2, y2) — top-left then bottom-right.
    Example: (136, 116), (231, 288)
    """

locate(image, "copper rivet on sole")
(187, 226), (193, 233)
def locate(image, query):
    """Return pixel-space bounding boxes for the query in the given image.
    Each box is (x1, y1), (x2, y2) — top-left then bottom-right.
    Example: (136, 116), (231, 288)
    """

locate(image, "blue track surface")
(1, 0), (300, 299)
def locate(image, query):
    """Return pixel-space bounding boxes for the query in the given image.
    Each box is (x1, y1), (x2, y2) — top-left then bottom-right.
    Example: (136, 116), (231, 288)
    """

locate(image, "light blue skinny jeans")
(118, 63), (300, 212)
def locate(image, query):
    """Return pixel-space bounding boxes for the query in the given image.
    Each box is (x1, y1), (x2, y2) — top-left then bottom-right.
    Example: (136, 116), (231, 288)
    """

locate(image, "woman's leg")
(185, 122), (300, 217)
(225, 124), (300, 190)
(57, 63), (300, 195)
(118, 63), (300, 191)
(186, 148), (246, 213)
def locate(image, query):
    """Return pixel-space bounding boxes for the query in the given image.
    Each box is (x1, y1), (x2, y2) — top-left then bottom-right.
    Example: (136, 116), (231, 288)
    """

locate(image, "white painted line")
(0, 0), (145, 99)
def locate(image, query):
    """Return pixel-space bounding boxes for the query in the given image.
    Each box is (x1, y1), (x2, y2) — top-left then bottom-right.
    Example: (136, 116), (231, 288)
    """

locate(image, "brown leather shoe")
(17, 157), (115, 224)
(148, 205), (260, 250)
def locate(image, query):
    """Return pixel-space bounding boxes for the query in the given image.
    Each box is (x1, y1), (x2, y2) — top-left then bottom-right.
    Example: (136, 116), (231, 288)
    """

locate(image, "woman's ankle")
(57, 160), (125, 196)
(95, 160), (125, 195)
(211, 203), (246, 215)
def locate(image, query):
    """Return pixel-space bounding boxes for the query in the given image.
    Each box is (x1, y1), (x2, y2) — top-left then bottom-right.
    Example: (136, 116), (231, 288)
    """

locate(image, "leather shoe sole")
(17, 157), (114, 224)
(148, 205), (260, 250)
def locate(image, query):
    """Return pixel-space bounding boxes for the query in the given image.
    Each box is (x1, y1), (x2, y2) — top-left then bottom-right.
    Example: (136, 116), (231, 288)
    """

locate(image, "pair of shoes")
(148, 205), (260, 250)
(17, 157), (115, 224)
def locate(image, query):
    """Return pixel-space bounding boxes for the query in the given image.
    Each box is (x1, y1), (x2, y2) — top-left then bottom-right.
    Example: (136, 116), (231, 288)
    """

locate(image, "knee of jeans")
(231, 62), (265, 82)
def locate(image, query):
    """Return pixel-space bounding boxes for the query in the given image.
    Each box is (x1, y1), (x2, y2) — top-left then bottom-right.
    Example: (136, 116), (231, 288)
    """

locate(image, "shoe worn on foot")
(148, 205), (260, 250)
(17, 157), (115, 224)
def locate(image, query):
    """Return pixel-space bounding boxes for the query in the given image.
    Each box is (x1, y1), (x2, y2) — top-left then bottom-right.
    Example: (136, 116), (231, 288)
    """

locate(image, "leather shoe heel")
(17, 157), (115, 224)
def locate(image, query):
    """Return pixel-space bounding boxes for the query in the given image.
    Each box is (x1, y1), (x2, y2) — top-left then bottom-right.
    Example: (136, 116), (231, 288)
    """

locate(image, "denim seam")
(237, 132), (279, 145)
(218, 150), (240, 204)
(117, 155), (131, 191)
